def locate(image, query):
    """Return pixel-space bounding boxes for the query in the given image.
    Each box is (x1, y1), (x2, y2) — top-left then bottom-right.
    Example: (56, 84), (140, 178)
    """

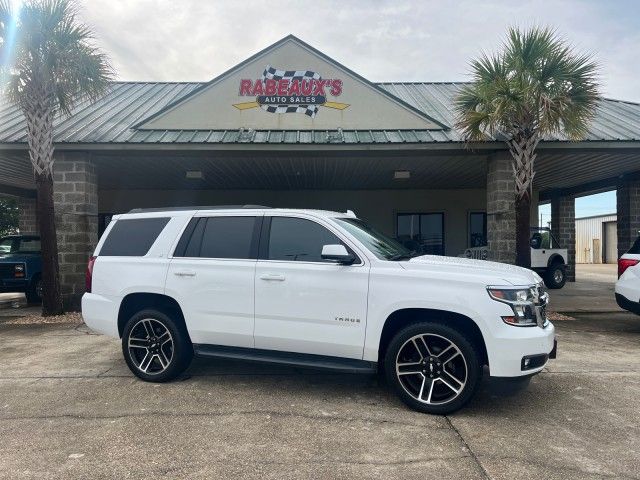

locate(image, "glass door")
(396, 213), (445, 256)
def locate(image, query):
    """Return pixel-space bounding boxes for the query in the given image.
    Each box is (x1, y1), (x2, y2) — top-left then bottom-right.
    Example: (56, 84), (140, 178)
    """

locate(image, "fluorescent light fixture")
(185, 170), (203, 179)
(394, 170), (410, 180)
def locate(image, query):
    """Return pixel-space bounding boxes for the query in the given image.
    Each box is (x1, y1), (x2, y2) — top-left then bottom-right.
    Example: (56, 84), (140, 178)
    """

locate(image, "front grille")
(0, 263), (22, 278)
(534, 283), (549, 327)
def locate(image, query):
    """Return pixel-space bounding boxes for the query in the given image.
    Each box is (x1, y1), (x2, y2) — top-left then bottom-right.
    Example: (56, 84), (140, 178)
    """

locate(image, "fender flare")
(547, 253), (566, 268)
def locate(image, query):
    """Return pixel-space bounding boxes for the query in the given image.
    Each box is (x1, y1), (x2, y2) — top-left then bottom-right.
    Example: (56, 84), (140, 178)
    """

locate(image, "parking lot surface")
(0, 309), (639, 480)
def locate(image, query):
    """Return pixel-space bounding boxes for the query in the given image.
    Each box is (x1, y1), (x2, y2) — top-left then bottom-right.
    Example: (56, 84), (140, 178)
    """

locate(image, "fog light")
(521, 354), (549, 371)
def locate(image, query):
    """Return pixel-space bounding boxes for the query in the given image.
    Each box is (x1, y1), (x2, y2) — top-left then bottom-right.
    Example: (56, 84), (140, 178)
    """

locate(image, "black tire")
(544, 263), (566, 289)
(384, 322), (482, 415)
(122, 309), (193, 382)
(25, 275), (42, 304)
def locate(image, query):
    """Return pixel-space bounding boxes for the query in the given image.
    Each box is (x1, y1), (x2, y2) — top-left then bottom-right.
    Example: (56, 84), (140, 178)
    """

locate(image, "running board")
(193, 344), (377, 374)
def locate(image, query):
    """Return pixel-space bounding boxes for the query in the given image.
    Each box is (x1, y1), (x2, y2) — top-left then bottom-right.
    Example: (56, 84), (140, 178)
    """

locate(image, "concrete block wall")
(551, 195), (576, 282)
(617, 179), (640, 257)
(486, 154), (516, 264)
(17, 197), (38, 234)
(53, 154), (98, 307)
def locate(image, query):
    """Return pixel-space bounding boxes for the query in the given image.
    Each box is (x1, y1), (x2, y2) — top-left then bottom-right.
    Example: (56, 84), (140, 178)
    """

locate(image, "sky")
(75, 0), (640, 102)
(74, 0), (631, 216)
(538, 191), (617, 227)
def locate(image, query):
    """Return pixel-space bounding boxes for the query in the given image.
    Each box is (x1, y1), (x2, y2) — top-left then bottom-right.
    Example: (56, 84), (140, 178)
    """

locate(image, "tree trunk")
(36, 173), (64, 316)
(515, 195), (531, 267)
(22, 86), (64, 315)
(508, 132), (539, 268)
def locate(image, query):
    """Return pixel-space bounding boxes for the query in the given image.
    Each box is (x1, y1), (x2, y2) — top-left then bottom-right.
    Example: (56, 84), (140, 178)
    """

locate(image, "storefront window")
(396, 213), (445, 255)
(469, 212), (487, 247)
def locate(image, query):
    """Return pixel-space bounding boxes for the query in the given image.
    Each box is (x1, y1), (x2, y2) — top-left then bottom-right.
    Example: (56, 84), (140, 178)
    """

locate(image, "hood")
(402, 254), (542, 286)
(0, 253), (39, 263)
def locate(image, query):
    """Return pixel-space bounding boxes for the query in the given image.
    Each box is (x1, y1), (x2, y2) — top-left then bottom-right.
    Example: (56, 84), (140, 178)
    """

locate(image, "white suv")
(616, 235), (640, 315)
(82, 206), (556, 414)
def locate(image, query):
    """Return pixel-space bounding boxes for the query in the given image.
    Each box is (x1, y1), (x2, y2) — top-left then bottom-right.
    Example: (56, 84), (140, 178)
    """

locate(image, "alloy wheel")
(127, 318), (174, 375)
(553, 268), (564, 284)
(395, 333), (468, 405)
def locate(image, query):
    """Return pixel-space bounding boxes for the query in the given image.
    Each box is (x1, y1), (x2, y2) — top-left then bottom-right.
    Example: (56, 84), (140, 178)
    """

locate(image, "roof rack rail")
(127, 205), (272, 214)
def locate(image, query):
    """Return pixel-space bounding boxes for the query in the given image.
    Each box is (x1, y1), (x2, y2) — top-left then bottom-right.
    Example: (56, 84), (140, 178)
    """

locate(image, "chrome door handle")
(174, 270), (196, 277)
(259, 273), (285, 281)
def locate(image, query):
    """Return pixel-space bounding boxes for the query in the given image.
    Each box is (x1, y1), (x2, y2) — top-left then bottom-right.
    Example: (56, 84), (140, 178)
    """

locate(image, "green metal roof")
(0, 81), (638, 145)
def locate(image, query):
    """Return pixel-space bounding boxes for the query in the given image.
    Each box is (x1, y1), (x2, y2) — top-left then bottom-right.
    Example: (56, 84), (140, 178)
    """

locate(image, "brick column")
(17, 197), (38, 234)
(551, 194), (576, 282)
(617, 179), (640, 257)
(53, 154), (98, 308)
(486, 154), (516, 264)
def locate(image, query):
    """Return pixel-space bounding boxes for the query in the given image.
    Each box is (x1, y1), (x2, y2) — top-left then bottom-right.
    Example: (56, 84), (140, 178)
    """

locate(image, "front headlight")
(487, 286), (538, 327)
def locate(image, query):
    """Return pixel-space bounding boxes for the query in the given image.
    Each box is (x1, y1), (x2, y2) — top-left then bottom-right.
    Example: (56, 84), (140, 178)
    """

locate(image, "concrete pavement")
(1, 311), (639, 479)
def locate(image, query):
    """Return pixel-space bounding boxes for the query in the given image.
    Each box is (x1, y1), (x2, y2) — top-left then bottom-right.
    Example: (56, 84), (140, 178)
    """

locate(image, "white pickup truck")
(82, 207), (556, 415)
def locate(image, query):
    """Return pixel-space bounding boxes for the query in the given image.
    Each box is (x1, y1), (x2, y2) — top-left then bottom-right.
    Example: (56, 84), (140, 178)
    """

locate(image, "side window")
(267, 217), (347, 263)
(174, 216), (257, 259)
(200, 217), (256, 259)
(99, 217), (170, 256)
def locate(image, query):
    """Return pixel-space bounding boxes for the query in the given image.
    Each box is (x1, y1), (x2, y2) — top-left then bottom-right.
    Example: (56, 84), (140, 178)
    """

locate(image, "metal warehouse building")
(1, 35), (640, 305)
(575, 214), (618, 264)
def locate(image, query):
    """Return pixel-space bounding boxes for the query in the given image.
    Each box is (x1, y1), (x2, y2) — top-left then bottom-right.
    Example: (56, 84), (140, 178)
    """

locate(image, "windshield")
(334, 218), (412, 260)
(0, 238), (14, 254)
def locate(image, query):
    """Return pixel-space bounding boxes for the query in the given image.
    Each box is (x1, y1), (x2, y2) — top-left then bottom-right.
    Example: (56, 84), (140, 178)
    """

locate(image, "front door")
(165, 214), (261, 348)
(254, 215), (369, 359)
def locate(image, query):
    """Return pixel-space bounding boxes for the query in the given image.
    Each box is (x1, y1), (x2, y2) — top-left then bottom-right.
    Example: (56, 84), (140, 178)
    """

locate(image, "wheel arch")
(378, 308), (488, 367)
(118, 292), (189, 341)
(547, 253), (566, 268)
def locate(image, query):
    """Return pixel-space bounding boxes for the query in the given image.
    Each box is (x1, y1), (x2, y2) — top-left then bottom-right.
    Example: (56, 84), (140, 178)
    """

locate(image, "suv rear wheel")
(384, 322), (482, 415)
(122, 309), (193, 382)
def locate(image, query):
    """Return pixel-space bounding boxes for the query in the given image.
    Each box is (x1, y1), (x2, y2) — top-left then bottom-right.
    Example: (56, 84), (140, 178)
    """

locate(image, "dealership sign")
(233, 65), (349, 118)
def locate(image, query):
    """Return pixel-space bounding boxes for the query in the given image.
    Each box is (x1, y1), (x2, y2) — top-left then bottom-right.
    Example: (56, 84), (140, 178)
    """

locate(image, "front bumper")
(0, 279), (29, 293)
(486, 321), (556, 377)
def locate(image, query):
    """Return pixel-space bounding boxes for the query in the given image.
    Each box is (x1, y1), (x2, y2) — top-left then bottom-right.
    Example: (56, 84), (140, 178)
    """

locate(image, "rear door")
(253, 215), (370, 359)
(165, 213), (262, 348)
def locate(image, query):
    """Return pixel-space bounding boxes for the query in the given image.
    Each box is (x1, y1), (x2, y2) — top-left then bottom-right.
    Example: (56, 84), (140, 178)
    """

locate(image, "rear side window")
(99, 217), (170, 256)
(267, 217), (347, 263)
(629, 236), (640, 254)
(175, 216), (258, 259)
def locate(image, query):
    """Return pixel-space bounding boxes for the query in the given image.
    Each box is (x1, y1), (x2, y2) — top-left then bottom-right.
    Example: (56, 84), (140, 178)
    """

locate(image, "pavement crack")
(445, 416), (492, 480)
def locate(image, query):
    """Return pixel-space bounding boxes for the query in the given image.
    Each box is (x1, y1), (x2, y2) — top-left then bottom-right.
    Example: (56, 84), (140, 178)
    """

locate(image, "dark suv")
(0, 235), (43, 303)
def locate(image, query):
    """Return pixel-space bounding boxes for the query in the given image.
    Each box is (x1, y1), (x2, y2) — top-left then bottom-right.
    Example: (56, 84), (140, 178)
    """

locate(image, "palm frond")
(456, 25), (601, 143)
(0, 0), (113, 114)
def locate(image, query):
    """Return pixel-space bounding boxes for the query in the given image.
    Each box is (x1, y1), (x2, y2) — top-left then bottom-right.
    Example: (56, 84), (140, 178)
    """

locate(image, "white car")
(616, 235), (640, 315)
(82, 206), (556, 414)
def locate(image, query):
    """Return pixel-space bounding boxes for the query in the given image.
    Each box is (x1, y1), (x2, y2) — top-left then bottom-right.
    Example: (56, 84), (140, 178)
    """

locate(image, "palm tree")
(0, 0), (111, 315)
(455, 27), (600, 267)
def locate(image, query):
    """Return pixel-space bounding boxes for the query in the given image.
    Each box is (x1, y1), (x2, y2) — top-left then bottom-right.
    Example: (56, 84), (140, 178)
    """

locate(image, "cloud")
(78, 0), (639, 101)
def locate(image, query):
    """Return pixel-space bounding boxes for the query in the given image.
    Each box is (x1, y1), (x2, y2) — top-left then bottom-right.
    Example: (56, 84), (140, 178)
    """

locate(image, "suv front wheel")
(384, 322), (482, 415)
(122, 309), (193, 382)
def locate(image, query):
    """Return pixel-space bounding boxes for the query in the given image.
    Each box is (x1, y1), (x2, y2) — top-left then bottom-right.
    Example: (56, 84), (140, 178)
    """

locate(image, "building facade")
(1, 35), (640, 306)
(575, 214), (618, 264)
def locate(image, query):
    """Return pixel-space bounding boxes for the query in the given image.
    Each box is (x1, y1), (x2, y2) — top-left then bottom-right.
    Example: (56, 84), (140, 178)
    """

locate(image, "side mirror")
(321, 244), (355, 265)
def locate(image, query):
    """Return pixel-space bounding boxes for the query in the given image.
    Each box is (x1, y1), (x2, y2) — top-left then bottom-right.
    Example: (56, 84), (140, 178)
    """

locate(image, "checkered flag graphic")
(261, 65), (322, 117)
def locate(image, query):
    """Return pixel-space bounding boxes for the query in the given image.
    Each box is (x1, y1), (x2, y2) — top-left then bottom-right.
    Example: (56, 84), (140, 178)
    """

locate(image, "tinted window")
(100, 217), (170, 256)
(200, 217), (256, 259)
(629, 236), (640, 254)
(469, 212), (487, 247)
(268, 217), (345, 262)
(397, 213), (444, 255)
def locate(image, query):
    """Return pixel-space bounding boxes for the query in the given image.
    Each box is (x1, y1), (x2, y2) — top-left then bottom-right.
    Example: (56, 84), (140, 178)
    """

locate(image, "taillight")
(618, 258), (639, 278)
(85, 256), (97, 292)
